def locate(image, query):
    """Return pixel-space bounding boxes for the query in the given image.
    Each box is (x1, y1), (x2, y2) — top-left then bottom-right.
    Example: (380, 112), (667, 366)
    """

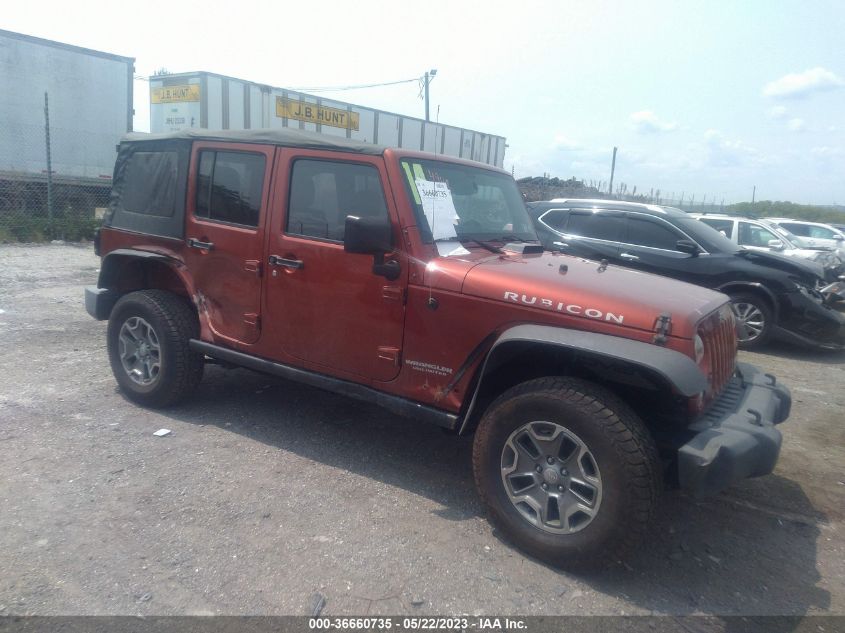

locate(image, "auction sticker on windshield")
(415, 179), (459, 241)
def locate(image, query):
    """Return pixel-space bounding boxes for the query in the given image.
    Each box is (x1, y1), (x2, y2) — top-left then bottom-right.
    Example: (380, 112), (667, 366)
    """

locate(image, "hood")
(735, 249), (823, 283)
(455, 250), (727, 338)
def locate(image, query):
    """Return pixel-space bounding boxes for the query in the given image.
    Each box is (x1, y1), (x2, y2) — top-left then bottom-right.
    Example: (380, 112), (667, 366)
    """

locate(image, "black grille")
(700, 306), (738, 397)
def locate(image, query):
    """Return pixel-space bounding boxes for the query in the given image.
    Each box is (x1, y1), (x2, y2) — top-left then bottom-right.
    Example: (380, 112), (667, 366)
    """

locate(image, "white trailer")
(150, 71), (506, 167)
(0, 29), (134, 186)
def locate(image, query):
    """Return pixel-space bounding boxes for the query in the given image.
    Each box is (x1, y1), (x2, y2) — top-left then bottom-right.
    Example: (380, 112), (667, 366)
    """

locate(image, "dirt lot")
(1, 243), (843, 617)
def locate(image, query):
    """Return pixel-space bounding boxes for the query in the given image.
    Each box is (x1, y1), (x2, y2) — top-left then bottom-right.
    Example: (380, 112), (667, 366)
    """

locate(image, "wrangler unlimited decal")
(405, 360), (454, 376)
(503, 291), (625, 323)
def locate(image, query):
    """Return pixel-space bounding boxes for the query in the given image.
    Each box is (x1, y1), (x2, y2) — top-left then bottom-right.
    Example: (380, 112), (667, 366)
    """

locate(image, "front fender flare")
(457, 324), (706, 434)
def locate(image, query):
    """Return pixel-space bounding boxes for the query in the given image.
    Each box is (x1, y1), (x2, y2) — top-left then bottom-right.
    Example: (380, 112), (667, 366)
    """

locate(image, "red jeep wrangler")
(86, 129), (791, 567)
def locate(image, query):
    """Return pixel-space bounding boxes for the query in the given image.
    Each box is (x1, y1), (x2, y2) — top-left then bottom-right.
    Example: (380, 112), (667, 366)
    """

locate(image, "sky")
(3, 0), (844, 205)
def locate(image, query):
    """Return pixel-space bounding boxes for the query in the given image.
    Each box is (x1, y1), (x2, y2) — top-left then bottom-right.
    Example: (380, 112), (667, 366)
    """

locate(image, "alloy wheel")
(118, 316), (161, 386)
(731, 301), (765, 342)
(500, 421), (602, 534)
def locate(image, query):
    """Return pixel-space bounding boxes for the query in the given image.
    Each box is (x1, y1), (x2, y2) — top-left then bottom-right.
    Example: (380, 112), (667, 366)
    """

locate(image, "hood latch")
(653, 312), (672, 345)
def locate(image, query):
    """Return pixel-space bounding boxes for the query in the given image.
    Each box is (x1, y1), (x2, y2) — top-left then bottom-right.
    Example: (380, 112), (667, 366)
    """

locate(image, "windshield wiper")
(460, 238), (504, 253)
(433, 236), (503, 254)
(495, 235), (538, 243)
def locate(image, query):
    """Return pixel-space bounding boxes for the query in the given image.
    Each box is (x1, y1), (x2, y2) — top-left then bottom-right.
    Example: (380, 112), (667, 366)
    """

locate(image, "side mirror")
(344, 214), (400, 281)
(768, 239), (785, 250)
(344, 215), (393, 254)
(676, 239), (701, 256)
(835, 235), (844, 241)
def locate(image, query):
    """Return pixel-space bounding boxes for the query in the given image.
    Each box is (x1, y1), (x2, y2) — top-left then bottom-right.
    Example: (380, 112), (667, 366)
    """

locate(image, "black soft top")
(122, 128), (387, 156)
(104, 128), (388, 240)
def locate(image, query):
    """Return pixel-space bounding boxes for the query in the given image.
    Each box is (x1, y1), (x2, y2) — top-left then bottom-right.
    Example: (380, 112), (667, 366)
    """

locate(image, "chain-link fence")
(1, 120), (113, 243)
(517, 177), (733, 213)
(618, 196), (728, 214)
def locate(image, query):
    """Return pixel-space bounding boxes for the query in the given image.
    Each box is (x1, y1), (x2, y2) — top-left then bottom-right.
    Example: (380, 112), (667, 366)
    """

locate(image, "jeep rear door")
(262, 150), (406, 383)
(183, 142), (275, 346)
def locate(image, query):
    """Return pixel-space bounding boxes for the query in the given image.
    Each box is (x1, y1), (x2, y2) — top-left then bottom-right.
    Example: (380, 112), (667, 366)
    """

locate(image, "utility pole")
(44, 91), (54, 226)
(752, 185), (756, 203)
(424, 69), (438, 121)
(608, 147), (617, 196)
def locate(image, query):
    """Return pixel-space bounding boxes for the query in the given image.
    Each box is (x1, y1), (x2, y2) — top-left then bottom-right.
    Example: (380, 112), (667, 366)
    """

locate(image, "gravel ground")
(0, 243), (843, 617)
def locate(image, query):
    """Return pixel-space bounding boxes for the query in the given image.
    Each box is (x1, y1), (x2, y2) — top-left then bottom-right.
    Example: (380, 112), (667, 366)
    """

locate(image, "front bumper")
(677, 362), (791, 496)
(84, 286), (118, 320)
(774, 289), (845, 350)
(821, 280), (845, 310)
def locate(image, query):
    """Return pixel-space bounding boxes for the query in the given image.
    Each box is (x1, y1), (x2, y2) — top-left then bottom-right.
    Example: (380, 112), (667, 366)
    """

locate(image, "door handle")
(187, 237), (214, 251)
(620, 252), (639, 261)
(268, 255), (304, 270)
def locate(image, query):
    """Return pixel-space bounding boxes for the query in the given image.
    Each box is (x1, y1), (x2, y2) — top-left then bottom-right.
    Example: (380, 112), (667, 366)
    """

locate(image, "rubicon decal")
(503, 291), (624, 324)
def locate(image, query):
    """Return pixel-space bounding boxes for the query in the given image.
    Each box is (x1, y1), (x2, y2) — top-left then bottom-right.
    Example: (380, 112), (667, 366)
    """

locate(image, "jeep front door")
(183, 142), (274, 346)
(263, 151), (406, 382)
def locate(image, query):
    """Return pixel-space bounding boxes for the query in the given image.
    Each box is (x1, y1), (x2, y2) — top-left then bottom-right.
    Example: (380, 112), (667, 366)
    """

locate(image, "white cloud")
(630, 110), (678, 133)
(811, 146), (844, 158)
(763, 67), (844, 99)
(702, 129), (764, 167)
(552, 134), (582, 151)
(768, 106), (787, 119)
(787, 118), (806, 132)
(809, 146), (845, 174)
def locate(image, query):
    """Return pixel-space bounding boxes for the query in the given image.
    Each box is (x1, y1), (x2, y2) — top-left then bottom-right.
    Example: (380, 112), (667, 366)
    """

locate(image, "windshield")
(400, 158), (537, 243)
(674, 217), (741, 253)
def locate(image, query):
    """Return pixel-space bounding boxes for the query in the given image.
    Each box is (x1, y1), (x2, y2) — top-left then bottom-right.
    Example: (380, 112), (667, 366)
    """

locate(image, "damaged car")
(529, 199), (845, 350)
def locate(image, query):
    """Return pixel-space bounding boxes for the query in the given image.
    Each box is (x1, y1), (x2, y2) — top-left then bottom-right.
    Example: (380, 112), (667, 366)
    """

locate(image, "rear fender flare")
(457, 324), (706, 434)
(97, 249), (209, 337)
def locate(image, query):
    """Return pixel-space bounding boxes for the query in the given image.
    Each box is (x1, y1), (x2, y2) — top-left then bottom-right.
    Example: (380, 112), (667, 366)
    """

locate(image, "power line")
(288, 76), (422, 93)
(134, 74), (424, 94)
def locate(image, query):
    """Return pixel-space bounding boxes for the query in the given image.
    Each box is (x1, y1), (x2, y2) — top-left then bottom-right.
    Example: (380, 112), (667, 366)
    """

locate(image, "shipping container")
(150, 71), (506, 167)
(0, 29), (134, 184)
(0, 29), (134, 220)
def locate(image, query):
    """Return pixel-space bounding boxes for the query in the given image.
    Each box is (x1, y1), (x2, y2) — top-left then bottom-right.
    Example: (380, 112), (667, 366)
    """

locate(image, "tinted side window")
(626, 216), (684, 250)
(195, 151), (265, 227)
(738, 222), (778, 247)
(808, 225), (836, 239)
(567, 211), (625, 242)
(539, 209), (569, 231)
(780, 222), (809, 236)
(122, 151), (179, 217)
(699, 218), (734, 238)
(287, 159), (388, 241)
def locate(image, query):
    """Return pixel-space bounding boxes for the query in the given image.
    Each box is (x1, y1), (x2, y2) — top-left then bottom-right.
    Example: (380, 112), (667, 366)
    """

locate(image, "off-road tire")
(472, 377), (661, 570)
(728, 292), (773, 351)
(107, 290), (204, 408)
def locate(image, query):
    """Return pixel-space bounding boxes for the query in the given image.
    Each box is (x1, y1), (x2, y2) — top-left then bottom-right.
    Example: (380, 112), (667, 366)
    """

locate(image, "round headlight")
(694, 334), (705, 364)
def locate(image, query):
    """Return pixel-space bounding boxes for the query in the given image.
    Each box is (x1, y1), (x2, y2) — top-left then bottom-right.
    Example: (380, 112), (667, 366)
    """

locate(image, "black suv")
(528, 199), (845, 350)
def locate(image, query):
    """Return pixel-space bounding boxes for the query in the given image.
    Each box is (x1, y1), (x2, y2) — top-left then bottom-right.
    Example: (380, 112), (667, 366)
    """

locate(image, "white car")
(691, 213), (844, 282)
(768, 218), (845, 254)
